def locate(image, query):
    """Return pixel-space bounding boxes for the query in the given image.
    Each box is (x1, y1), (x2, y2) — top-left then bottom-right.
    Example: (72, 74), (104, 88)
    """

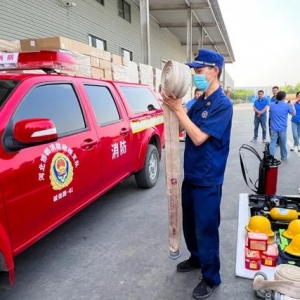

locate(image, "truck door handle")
(120, 128), (130, 136)
(80, 139), (97, 150)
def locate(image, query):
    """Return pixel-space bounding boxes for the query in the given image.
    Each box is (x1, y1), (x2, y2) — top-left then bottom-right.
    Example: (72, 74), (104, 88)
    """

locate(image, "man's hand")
(161, 90), (210, 146)
(161, 90), (184, 114)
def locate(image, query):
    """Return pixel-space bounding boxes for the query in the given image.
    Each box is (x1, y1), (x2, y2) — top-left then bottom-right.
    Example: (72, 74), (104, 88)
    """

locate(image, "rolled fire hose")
(253, 264), (300, 299)
(161, 60), (191, 259)
(274, 291), (299, 300)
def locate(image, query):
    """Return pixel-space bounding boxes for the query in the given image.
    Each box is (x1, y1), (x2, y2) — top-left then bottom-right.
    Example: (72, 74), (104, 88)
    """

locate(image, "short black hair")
(194, 88), (201, 94)
(276, 91), (286, 101)
(296, 91), (300, 97)
(258, 90), (264, 94)
(272, 86), (279, 90)
(217, 68), (222, 80)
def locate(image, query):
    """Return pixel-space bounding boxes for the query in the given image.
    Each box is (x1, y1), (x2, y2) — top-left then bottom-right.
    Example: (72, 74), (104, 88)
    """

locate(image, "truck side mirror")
(6, 118), (58, 151)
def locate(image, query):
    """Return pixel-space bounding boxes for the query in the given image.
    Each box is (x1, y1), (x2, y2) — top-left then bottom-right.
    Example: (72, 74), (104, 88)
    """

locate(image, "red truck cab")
(0, 51), (164, 284)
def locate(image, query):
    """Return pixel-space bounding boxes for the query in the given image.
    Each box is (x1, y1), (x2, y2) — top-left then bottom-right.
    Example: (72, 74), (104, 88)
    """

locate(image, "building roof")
(148, 0), (235, 63)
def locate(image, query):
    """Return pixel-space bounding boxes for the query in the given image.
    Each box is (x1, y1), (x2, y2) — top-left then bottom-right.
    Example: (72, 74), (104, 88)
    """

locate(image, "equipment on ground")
(248, 194), (300, 230)
(265, 208), (299, 222)
(284, 234), (300, 257)
(253, 264), (300, 299)
(249, 194), (300, 212)
(283, 220), (300, 239)
(246, 216), (275, 237)
(239, 143), (281, 195)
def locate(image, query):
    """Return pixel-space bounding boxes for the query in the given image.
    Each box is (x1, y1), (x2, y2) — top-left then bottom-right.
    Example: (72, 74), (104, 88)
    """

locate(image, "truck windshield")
(0, 80), (20, 108)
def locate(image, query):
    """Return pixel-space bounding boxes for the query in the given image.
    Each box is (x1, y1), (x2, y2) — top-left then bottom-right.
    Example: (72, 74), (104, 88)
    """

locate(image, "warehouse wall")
(0, 0), (185, 68)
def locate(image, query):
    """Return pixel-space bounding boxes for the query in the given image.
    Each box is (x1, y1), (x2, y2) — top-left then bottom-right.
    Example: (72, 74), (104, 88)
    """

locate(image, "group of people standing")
(252, 86), (300, 160)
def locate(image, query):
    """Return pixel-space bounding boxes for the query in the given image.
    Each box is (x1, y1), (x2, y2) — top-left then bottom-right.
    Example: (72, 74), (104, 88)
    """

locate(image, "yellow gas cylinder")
(268, 208), (299, 221)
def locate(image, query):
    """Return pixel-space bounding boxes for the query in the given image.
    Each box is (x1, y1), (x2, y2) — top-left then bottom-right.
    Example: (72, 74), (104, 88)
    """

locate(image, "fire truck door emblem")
(50, 153), (74, 190)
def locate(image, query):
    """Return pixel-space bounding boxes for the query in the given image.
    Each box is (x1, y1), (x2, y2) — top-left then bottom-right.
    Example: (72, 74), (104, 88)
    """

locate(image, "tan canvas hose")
(274, 292), (300, 300)
(161, 60), (191, 259)
(253, 264), (300, 298)
(161, 60), (191, 98)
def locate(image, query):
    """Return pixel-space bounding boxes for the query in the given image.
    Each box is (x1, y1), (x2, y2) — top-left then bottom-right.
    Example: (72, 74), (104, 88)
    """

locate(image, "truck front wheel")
(135, 144), (159, 189)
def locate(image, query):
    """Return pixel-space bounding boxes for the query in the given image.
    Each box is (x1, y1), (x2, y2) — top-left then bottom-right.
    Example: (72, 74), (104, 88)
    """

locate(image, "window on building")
(95, 0), (104, 5)
(118, 0), (131, 23)
(88, 35), (107, 51)
(121, 48), (133, 61)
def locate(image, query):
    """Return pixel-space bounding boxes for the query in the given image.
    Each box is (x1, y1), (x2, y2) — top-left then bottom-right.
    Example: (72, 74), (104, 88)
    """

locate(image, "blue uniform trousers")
(182, 180), (222, 286)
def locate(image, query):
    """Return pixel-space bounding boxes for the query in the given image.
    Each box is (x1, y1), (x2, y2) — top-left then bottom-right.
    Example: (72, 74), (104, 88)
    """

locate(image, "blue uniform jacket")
(270, 101), (294, 131)
(184, 86), (233, 186)
(253, 98), (269, 116)
(291, 102), (300, 123)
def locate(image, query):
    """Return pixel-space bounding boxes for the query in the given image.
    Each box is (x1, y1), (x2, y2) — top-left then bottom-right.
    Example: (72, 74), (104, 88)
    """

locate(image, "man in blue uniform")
(251, 90), (269, 143)
(186, 88), (202, 111)
(290, 91), (300, 152)
(270, 86), (279, 103)
(269, 86), (279, 145)
(269, 91), (295, 160)
(161, 49), (233, 299)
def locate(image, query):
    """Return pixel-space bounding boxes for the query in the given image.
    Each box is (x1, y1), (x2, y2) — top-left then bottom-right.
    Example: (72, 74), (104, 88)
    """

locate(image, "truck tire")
(135, 144), (159, 189)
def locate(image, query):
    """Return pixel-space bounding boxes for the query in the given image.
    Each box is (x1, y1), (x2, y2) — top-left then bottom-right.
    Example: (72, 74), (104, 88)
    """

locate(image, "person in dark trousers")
(161, 49), (233, 299)
(269, 86), (280, 145)
(251, 90), (269, 143)
(269, 91), (295, 160)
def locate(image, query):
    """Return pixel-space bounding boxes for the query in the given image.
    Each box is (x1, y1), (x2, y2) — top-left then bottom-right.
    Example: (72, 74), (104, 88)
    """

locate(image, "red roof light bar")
(0, 51), (75, 71)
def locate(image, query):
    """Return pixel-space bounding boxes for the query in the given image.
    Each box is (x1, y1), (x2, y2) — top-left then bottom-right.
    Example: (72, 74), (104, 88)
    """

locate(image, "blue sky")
(218, 0), (300, 87)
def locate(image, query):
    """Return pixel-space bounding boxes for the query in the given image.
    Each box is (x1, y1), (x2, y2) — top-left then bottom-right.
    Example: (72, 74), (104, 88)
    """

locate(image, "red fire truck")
(0, 51), (164, 284)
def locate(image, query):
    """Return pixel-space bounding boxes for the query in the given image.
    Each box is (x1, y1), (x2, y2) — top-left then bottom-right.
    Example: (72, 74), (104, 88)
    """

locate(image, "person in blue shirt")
(161, 49), (233, 299)
(180, 89), (202, 141)
(251, 90), (269, 143)
(224, 89), (234, 105)
(269, 91), (295, 160)
(186, 88), (202, 111)
(269, 86), (280, 146)
(290, 91), (300, 152)
(270, 86), (279, 103)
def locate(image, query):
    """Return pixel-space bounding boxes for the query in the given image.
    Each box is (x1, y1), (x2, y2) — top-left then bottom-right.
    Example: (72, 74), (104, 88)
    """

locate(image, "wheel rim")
(149, 153), (158, 181)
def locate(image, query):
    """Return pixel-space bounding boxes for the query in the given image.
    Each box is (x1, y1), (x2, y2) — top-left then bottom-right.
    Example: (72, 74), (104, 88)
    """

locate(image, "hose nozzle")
(169, 249), (181, 260)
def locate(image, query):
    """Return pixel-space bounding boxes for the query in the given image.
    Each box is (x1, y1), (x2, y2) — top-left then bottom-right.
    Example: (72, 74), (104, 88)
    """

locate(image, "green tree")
(231, 89), (254, 101)
(294, 83), (300, 93)
(280, 85), (295, 94)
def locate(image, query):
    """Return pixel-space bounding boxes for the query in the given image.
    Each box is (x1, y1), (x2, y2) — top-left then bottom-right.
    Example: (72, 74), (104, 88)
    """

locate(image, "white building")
(1, 0), (235, 90)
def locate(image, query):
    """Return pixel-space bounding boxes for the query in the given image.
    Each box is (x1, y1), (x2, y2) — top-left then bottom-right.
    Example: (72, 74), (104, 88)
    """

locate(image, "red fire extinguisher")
(239, 142), (281, 195)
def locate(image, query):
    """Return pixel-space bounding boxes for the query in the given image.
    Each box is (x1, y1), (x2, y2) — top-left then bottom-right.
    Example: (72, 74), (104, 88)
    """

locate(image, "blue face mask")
(192, 74), (210, 92)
